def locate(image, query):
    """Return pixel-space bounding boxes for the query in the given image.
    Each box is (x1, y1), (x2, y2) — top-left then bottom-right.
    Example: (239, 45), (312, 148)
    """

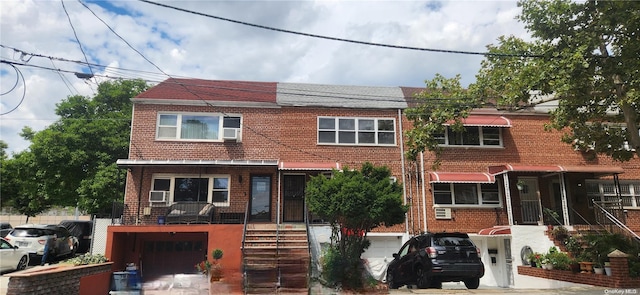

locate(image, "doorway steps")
(242, 223), (310, 294)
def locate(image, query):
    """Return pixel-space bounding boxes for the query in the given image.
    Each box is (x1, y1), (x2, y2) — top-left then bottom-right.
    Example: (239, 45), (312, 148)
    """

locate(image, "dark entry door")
(283, 175), (306, 222)
(250, 175), (271, 222)
(142, 233), (207, 277)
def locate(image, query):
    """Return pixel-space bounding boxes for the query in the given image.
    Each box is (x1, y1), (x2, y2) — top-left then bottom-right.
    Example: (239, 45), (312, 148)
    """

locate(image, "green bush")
(62, 253), (109, 266)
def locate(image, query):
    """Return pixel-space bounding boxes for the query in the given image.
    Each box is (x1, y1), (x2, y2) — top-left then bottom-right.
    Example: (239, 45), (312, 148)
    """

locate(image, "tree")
(306, 162), (407, 289)
(1, 149), (50, 221)
(3, 79), (148, 215)
(407, 0), (640, 163)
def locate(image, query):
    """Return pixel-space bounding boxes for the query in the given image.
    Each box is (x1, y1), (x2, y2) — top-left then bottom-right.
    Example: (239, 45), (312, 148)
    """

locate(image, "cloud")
(0, 0), (526, 155)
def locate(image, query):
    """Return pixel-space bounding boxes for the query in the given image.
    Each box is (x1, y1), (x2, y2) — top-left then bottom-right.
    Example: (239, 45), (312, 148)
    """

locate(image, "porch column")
(559, 173), (570, 226)
(502, 174), (514, 225)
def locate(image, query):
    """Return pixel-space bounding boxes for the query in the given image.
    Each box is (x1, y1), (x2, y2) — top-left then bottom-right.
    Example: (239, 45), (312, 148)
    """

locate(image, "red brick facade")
(120, 79), (640, 236)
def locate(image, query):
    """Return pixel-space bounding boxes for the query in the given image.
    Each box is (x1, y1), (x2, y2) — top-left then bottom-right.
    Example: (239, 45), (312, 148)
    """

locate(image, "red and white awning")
(445, 115), (512, 127)
(278, 162), (341, 171)
(488, 164), (624, 175)
(477, 226), (511, 236)
(428, 172), (495, 183)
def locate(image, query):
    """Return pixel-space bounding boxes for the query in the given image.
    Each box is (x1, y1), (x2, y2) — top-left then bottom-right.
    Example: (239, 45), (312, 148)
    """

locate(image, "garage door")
(362, 236), (402, 259)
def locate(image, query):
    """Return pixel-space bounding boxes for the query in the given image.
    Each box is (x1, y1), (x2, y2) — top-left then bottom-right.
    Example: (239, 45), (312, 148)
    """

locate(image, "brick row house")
(106, 78), (640, 290)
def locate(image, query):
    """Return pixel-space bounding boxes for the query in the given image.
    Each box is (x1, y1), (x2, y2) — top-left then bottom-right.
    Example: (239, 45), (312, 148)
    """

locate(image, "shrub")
(62, 253), (109, 266)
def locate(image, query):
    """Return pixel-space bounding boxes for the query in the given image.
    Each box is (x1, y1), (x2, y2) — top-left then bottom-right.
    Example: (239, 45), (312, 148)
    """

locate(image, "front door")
(250, 175), (271, 222)
(283, 175), (305, 222)
(519, 177), (542, 224)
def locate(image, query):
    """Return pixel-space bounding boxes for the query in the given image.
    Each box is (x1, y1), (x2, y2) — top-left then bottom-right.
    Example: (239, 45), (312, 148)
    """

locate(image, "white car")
(5, 224), (78, 261)
(0, 238), (29, 272)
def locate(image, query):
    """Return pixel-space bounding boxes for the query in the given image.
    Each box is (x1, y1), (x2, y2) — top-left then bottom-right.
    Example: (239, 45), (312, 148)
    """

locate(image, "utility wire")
(138, 0), (543, 58)
(61, 0), (95, 84)
(0, 63), (26, 116)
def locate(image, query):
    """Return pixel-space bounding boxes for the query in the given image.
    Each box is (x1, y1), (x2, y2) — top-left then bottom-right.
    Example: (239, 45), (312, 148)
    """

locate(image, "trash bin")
(157, 216), (165, 225)
(112, 272), (129, 291)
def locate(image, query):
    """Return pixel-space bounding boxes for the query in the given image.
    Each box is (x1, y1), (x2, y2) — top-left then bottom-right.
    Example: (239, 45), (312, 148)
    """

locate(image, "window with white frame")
(317, 117), (396, 145)
(434, 126), (503, 147)
(151, 174), (231, 206)
(433, 182), (501, 206)
(586, 180), (640, 208)
(156, 113), (241, 141)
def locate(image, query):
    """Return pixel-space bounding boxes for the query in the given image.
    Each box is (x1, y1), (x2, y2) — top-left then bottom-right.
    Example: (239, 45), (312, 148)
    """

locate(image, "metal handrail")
(241, 200), (250, 249)
(570, 207), (602, 233)
(241, 200), (250, 295)
(593, 200), (640, 243)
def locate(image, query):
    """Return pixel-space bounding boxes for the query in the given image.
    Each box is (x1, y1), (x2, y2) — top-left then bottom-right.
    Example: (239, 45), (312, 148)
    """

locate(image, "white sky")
(0, 0), (528, 155)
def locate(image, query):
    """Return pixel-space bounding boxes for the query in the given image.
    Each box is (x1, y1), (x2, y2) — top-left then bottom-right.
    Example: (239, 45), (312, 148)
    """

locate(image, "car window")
(11, 228), (47, 237)
(433, 236), (474, 247)
(1, 239), (12, 249)
(398, 240), (411, 258)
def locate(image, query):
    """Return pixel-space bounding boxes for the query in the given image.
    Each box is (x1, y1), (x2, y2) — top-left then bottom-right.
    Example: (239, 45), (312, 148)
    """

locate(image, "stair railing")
(570, 207), (603, 234)
(592, 199), (640, 244)
(241, 200), (250, 295)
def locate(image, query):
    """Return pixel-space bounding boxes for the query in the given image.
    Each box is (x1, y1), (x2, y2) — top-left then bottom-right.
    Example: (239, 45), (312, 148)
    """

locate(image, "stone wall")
(5, 262), (112, 295)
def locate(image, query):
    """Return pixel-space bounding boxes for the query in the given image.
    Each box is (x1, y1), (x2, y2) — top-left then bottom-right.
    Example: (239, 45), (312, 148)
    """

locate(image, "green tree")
(306, 162), (407, 289)
(407, 0), (640, 163)
(0, 149), (49, 221)
(5, 79), (148, 215)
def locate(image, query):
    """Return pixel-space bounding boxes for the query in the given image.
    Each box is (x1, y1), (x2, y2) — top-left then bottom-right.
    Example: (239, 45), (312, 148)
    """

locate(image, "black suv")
(386, 232), (484, 289)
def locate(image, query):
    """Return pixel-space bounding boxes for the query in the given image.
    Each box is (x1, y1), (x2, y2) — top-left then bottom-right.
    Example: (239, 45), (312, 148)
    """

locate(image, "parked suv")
(59, 220), (93, 254)
(4, 224), (78, 261)
(386, 232), (484, 289)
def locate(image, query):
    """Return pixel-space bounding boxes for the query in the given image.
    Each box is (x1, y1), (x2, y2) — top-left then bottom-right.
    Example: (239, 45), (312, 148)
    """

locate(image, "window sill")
(438, 145), (505, 149)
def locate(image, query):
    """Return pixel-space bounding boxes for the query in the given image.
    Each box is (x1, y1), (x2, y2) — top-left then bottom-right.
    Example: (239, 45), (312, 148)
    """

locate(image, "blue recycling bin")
(157, 215), (165, 225)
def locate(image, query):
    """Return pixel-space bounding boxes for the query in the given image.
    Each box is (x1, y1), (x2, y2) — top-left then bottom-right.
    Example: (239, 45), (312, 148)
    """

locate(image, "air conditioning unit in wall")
(434, 207), (452, 219)
(223, 128), (240, 141)
(149, 191), (168, 205)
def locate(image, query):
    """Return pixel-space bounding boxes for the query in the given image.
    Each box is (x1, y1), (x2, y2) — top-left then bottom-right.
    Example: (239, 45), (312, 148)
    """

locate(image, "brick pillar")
(608, 249), (630, 287)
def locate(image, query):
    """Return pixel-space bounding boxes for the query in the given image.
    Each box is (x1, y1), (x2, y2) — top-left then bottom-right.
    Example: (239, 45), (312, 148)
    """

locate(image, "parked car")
(4, 224), (79, 261)
(0, 237), (29, 272)
(59, 220), (93, 253)
(0, 222), (12, 237)
(386, 232), (484, 289)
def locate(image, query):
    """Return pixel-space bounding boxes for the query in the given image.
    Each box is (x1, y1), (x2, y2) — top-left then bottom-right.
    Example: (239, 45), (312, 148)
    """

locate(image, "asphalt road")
(387, 283), (623, 295)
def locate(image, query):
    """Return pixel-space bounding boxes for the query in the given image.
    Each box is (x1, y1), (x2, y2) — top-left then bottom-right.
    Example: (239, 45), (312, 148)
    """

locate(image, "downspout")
(415, 164), (421, 234)
(502, 173), (514, 225)
(277, 169), (282, 225)
(559, 173), (570, 226)
(398, 109), (408, 234)
(136, 167), (145, 225)
(420, 152), (427, 232)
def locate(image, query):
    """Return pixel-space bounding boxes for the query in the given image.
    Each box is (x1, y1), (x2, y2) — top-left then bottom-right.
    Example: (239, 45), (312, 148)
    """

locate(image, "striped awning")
(428, 172), (495, 183)
(278, 162), (341, 171)
(445, 115), (512, 127)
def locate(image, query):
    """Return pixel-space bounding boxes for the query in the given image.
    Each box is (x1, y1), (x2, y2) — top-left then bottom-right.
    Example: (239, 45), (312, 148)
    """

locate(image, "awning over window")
(278, 162), (341, 171)
(445, 115), (512, 127)
(477, 226), (511, 236)
(488, 164), (624, 175)
(428, 172), (495, 183)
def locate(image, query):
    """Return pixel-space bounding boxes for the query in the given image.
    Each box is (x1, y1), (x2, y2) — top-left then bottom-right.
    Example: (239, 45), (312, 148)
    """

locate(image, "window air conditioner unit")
(434, 207), (452, 220)
(223, 128), (239, 141)
(149, 191), (168, 203)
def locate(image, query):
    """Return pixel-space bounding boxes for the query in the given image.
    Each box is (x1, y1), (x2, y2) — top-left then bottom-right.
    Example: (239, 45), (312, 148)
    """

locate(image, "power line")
(0, 63), (26, 116)
(137, 0), (543, 59)
(61, 0), (95, 87)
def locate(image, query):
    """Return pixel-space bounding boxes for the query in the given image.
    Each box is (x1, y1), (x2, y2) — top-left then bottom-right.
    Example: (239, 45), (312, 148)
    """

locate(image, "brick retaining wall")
(5, 262), (112, 295)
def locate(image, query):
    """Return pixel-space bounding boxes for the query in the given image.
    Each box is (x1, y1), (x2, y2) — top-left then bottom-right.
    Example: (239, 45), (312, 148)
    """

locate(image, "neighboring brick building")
(108, 78), (640, 289)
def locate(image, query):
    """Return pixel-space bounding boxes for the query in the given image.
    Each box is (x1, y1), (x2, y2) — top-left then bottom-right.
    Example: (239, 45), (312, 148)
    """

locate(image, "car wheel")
(386, 270), (399, 289)
(16, 255), (28, 270)
(415, 267), (430, 289)
(430, 279), (442, 289)
(464, 277), (480, 289)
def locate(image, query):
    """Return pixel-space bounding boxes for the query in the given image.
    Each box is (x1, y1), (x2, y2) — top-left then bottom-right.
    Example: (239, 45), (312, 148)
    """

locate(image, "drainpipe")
(559, 173), (570, 226)
(136, 167), (145, 225)
(502, 174), (514, 225)
(277, 170), (281, 225)
(420, 152), (427, 232)
(398, 109), (408, 234)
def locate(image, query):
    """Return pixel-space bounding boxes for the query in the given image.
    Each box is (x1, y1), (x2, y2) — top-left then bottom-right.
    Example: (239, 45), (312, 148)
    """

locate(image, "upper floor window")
(151, 174), (230, 207)
(435, 126), (503, 147)
(433, 182), (501, 206)
(318, 117), (395, 145)
(586, 180), (640, 208)
(157, 113), (241, 141)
